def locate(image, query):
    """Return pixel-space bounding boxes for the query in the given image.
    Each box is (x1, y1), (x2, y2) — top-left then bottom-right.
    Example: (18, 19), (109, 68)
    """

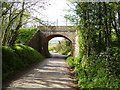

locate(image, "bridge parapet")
(38, 26), (77, 32)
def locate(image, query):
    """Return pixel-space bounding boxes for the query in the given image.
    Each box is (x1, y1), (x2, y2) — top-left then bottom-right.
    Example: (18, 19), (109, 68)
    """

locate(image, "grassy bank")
(2, 44), (44, 81)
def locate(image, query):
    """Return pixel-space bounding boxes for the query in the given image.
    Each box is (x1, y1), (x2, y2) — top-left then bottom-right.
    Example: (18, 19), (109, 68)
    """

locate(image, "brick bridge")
(27, 26), (79, 57)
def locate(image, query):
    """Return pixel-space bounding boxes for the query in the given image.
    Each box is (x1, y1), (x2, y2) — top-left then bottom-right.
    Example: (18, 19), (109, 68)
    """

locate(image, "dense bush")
(67, 47), (120, 88)
(66, 56), (74, 68)
(65, 2), (120, 88)
(16, 28), (37, 44)
(2, 44), (44, 81)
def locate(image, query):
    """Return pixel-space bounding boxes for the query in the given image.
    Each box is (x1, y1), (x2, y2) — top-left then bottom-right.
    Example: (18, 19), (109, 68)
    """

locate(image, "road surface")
(3, 53), (77, 90)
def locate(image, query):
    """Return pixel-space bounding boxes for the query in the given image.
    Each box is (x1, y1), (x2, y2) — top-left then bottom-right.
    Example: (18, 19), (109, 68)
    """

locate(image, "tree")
(1, 1), (25, 46)
(0, 0), (50, 46)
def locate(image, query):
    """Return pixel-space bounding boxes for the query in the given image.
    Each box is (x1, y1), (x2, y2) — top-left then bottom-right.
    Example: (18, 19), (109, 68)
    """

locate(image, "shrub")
(16, 28), (37, 44)
(66, 56), (74, 68)
(67, 47), (120, 88)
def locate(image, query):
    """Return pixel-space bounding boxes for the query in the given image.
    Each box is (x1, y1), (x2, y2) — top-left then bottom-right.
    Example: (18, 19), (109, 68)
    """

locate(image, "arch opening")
(46, 34), (72, 57)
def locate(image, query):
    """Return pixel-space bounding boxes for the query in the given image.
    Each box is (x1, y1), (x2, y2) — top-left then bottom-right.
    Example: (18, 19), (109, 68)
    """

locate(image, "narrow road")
(3, 53), (77, 90)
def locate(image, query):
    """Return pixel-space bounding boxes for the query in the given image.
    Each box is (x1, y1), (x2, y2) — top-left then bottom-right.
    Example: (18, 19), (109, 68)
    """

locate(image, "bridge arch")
(27, 26), (79, 57)
(45, 34), (72, 42)
(44, 34), (73, 56)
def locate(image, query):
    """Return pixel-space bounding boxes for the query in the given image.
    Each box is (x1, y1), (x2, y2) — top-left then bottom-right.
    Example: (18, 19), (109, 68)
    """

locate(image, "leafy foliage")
(49, 39), (71, 55)
(2, 44), (44, 81)
(67, 50), (120, 88)
(1, 1), (49, 46)
(16, 28), (37, 44)
(1, 1), (25, 46)
(66, 56), (74, 68)
(66, 2), (120, 88)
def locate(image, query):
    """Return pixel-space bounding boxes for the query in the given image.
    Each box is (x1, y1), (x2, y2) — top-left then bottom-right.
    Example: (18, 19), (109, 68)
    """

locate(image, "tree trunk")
(103, 2), (110, 48)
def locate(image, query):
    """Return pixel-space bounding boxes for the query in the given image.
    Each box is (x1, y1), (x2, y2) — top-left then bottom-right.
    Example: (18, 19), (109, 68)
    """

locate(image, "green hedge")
(2, 44), (44, 81)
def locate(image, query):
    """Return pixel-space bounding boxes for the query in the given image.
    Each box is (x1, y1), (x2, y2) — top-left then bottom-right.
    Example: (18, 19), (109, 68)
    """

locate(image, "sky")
(50, 37), (64, 41)
(29, 0), (75, 26)
(43, 0), (72, 40)
(33, 0), (73, 40)
(44, 0), (69, 20)
(41, 0), (73, 26)
(27, 0), (73, 40)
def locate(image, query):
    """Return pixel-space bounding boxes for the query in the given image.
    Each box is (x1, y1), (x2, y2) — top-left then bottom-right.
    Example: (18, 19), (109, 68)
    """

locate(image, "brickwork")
(27, 26), (79, 57)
